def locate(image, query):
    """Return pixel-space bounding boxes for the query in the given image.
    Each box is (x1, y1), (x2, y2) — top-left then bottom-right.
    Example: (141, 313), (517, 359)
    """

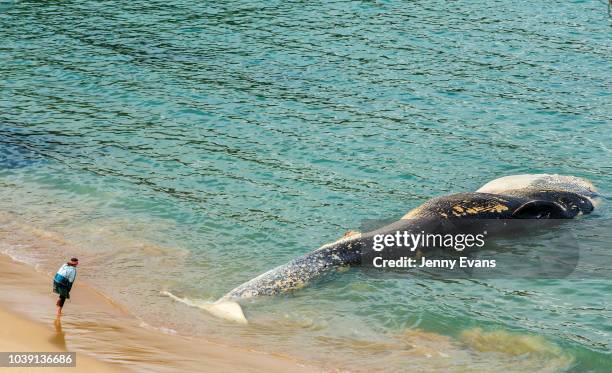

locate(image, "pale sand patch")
(0, 254), (315, 373)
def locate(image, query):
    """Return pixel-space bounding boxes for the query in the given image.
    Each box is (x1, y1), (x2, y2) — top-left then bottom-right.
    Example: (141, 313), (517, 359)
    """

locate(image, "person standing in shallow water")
(53, 258), (78, 316)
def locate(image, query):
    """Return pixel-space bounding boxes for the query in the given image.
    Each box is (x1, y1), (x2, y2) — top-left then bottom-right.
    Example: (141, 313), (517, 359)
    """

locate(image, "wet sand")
(0, 254), (315, 373)
(0, 307), (119, 373)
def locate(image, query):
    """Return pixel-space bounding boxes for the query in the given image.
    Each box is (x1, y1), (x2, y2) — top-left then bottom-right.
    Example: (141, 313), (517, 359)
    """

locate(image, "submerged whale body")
(204, 174), (599, 323)
(0, 127), (44, 169)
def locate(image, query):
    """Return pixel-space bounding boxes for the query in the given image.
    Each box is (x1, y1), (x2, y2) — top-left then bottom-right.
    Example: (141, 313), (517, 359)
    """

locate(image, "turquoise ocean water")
(1, 1), (611, 371)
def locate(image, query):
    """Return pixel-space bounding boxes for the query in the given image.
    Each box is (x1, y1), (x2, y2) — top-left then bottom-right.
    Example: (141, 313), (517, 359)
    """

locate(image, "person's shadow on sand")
(50, 316), (67, 350)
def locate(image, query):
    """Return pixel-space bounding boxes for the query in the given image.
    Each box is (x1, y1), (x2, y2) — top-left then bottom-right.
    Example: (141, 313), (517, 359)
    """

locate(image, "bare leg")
(56, 296), (65, 316)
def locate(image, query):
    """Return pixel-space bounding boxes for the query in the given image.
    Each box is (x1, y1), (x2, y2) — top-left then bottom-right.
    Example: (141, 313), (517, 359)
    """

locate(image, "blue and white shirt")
(54, 264), (77, 286)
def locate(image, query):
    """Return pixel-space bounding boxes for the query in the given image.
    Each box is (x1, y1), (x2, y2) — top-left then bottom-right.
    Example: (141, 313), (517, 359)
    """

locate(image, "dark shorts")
(53, 280), (70, 299)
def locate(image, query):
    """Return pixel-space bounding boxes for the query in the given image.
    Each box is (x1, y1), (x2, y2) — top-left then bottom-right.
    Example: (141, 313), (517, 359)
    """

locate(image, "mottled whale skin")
(209, 174), (598, 323)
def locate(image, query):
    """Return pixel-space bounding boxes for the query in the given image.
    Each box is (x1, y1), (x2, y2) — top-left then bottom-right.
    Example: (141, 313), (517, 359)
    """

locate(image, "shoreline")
(0, 211), (595, 372)
(0, 253), (316, 373)
(0, 306), (119, 373)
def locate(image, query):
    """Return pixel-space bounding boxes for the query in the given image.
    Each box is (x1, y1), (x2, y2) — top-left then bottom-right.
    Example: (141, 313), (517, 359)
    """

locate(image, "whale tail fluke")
(204, 300), (248, 324)
(161, 291), (248, 324)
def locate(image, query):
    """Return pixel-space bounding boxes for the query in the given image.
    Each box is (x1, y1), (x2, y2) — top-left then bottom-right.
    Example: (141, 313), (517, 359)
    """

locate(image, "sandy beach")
(0, 254), (315, 373)
(0, 307), (118, 373)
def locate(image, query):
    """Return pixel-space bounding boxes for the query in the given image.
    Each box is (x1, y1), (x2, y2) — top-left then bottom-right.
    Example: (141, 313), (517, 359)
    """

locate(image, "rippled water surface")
(1, 1), (611, 371)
